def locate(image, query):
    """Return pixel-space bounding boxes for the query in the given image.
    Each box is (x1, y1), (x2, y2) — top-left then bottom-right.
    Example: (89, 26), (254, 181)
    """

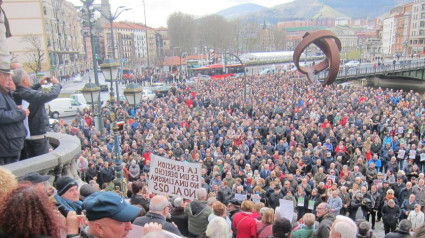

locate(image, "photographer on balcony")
(12, 68), (61, 158)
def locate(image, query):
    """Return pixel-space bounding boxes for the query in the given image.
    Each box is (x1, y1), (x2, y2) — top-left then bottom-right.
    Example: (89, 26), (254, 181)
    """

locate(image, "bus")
(191, 64), (245, 79)
(122, 67), (135, 81)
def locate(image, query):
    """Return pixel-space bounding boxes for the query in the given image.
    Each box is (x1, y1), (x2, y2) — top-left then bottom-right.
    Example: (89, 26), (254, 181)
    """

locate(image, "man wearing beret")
(53, 176), (83, 217)
(20, 171), (56, 196)
(67, 191), (142, 238)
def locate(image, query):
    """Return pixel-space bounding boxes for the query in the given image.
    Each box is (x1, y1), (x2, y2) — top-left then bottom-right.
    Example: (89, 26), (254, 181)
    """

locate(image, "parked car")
(46, 98), (88, 118)
(73, 75), (83, 83)
(100, 84), (108, 91)
(152, 82), (166, 88)
(344, 60), (360, 67)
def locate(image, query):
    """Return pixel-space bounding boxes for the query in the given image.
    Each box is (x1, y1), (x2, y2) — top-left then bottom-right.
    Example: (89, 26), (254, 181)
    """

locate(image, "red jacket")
(232, 212), (258, 238)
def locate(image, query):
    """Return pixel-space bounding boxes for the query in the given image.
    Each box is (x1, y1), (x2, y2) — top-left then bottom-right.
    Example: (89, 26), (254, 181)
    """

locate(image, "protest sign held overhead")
(148, 154), (202, 200)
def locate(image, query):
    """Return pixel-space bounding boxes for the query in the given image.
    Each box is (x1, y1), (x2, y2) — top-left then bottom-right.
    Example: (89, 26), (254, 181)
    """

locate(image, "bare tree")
(270, 26), (286, 51)
(22, 34), (45, 74)
(197, 15), (232, 52)
(167, 12), (196, 52)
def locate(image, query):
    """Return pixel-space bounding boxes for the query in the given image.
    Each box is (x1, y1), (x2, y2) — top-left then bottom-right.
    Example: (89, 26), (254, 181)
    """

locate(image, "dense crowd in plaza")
(3, 65), (425, 238)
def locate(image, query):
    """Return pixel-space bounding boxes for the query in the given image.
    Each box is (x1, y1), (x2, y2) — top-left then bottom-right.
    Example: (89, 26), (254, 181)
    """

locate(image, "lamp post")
(142, 0), (149, 67)
(124, 83), (142, 115)
(80, 0), (103, 138)
(81, 80), (101, 116)
(217, 52), (247, 106)
(180, 50), (186, 76)
(100, 59), (125, 193)
(404, 40), (409, 61)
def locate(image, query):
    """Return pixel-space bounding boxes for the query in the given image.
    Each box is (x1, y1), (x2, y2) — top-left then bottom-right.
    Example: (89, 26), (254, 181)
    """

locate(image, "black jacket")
(382, 204), (401, 226)
(170, 207), (189, 236)
(0, 92), (26, 157)
(100, 167), (115, 184)
(383, 231), (411, 238)
(13, 83), (61, 136)
(314, 214), (335, 238)
(133, 212), (182, 236)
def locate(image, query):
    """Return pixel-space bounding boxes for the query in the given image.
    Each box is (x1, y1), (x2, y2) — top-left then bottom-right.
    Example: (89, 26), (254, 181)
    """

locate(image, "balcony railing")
(3, 132), (83, 185)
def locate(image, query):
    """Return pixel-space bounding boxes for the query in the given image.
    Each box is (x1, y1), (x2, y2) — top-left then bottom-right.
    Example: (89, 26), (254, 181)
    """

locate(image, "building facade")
(102, 21), (157, 70)
(4, 0), (86, 78)
(410, 0), (425, 56)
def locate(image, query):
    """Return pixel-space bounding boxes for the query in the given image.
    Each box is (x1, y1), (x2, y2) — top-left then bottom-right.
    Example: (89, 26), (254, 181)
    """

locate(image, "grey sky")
(68, 0), (294, 28)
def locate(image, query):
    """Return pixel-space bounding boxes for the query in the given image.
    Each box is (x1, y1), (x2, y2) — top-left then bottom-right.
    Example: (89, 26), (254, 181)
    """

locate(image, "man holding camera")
(12, 68), (61, 158)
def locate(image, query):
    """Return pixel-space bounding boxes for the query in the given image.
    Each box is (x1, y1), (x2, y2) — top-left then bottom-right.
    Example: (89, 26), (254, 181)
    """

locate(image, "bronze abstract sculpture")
(293, 30), (342, 86)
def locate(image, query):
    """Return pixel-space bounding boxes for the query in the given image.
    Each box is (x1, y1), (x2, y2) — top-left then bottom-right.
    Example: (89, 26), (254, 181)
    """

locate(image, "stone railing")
(3, 132), (83, 185)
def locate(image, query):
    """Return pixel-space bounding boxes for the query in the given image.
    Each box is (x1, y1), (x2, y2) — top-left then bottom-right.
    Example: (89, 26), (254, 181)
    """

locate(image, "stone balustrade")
(3, 132), (83, 185)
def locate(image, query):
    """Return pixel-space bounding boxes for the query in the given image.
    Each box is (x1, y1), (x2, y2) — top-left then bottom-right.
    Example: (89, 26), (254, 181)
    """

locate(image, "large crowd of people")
(2, 65), (425, 238)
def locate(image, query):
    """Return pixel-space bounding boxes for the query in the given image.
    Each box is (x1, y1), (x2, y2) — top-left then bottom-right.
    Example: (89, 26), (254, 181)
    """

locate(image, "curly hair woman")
(0, 167), (17, 202)
(0, 183), (65, 238)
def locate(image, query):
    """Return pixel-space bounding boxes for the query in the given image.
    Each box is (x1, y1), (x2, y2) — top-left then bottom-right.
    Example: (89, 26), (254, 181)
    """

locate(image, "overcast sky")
(68, 0), (294, 28)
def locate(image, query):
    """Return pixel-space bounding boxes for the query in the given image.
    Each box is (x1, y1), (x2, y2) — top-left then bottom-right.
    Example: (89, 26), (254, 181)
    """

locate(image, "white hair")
(196, 188), (207, 200)
(333, 215), (357, 238)
(206, 217), (229, 238)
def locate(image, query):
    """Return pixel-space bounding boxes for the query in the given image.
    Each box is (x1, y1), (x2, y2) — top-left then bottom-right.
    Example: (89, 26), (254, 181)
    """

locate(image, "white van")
(71, 93), (87, 104)
(46, 98), (88, 118)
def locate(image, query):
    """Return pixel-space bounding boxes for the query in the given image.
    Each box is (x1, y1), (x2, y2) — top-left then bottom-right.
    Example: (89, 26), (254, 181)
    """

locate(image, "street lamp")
(96, 6), (130, 106)
(81, 0), (103, 137)
(404, 40), (409, 61)
(81, 81), (101, 106)
(180, 51), (187, 76)
(99, 59), (126, 193)
(124, 83), (142, 114)
(96, 6), (131, 60)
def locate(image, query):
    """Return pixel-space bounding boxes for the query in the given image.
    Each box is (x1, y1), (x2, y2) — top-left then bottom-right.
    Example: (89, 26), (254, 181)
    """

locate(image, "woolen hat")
(83, 191), (141, 222)
(55, 176), (78, 196)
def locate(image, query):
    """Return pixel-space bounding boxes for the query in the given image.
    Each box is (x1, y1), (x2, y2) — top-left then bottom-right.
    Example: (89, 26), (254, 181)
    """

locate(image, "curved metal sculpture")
(293, 30), (342, 86)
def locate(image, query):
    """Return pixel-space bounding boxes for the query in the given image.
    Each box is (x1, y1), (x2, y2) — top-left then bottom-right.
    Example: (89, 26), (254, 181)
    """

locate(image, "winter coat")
(232, 212), (257, 238)
(407, 210), (424, 230)
(0, 91), (26, 157)
(170, 207), (189, 237)
(292, 226), (314, 238)
(133, 212), (182, 236)
(13, 83), (61, 136)
(382, 204), (401, 226)
(185, 199), (212, 236)
(314, 214), (334, 238)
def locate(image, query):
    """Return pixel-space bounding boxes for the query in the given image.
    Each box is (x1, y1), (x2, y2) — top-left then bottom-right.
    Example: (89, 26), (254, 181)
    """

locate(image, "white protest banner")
(279, 199), (294, 223)
(148, 154), (201, 200)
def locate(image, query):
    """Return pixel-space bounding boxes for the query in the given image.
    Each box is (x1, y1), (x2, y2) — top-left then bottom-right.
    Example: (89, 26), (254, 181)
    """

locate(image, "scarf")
(55, 194), (83, 215)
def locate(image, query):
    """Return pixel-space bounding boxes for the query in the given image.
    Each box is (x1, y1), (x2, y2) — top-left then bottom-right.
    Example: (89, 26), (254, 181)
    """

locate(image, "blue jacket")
(368, 158), (382, 168)
(327, 195), (343, 215)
